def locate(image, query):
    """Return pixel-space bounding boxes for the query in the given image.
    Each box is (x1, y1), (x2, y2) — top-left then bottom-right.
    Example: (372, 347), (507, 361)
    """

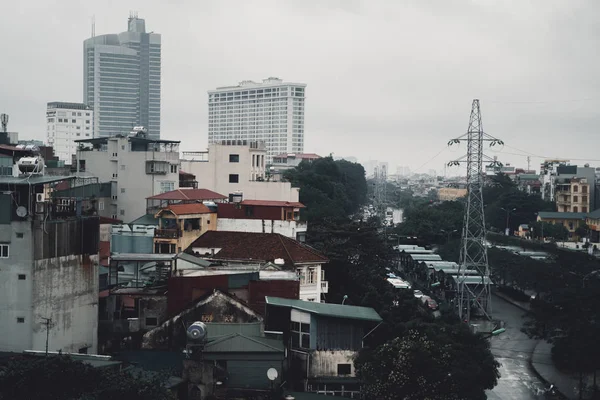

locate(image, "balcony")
(321, 280), (329, 293)
(154, 228), (180, 239)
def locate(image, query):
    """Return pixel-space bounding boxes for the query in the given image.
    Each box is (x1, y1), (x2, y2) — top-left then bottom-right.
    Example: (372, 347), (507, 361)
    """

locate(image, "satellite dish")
(16, 206), (28, 218)
(267, 368), (278, 381)
(186, 321), (207, 342)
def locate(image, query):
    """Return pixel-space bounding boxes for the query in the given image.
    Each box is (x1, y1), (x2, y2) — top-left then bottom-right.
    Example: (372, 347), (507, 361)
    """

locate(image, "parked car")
(420, 296), (439, 310)
(413, 290), (424, 298)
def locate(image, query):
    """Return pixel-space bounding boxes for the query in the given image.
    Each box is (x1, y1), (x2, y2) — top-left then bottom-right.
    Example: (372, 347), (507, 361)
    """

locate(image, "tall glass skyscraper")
(84, 15), (161, 139)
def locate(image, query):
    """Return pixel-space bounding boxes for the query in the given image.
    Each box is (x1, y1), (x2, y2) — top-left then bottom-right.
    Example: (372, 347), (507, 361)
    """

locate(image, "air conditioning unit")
(36, 193), (45, 203)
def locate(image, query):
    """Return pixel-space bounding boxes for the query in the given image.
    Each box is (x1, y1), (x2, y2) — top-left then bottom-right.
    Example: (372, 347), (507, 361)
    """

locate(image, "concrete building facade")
(208, 78), (306, 161)
(46, 102), (93, 164)
(83, 15), (161, 139)
(180, 142), (300, 203)
(75, 134), (180, 223)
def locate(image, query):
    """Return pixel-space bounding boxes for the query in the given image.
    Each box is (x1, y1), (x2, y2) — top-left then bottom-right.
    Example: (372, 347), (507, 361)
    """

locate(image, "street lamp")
(440, 229), (458, 243)
(500, 207), (516, 236)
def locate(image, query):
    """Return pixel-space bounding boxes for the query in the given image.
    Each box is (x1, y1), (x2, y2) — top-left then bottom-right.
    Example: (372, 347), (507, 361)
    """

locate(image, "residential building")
(178, 170), (197, 188)
(216, 200), (307, 241)
(153, 203), (217, 254)
(146, 188), (227, 215)
(270, 152), (321, 181)
(110, 215), (157, 254)
(46, 102), (93, 164)
(437, 187), (467, 201)
(515, 173), (541, 194)
(188, 231), (329, 302)
(208, 78), (306, 161)
(83, 15), (161, 139)
(180, 142), (300, 202)
(52, 182), (113, 220)
(265, 297), (382, 397)
(0, 142), (99, 353)
(536, 211), (587, 241)
(142, 290), (285, 398)
(586, 209), (600, 243)
(555, 177), (591, 213)
(75, 134), (180, 223)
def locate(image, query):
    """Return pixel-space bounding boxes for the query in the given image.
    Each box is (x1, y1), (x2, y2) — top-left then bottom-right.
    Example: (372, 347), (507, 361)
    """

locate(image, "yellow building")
(537, 211), (586, 241)
(438, 188), (467, 201)
(555, 177), (590, 213)
(154, 203), (217, 254)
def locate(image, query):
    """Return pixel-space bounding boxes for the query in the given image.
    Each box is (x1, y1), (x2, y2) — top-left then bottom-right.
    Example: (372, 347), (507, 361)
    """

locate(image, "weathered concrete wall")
(0, 221), (34, 351)
(32, 254), (99, 354)
(216, 218), (305, 239)
(308, 350), (357, 378)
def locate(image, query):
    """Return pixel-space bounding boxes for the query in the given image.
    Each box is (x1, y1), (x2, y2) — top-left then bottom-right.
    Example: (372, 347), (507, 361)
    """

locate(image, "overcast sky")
(1, 0), (599, 174)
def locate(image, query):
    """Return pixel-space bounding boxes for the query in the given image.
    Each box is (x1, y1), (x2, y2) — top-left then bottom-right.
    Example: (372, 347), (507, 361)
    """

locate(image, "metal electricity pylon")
(448, 99), (503, 324)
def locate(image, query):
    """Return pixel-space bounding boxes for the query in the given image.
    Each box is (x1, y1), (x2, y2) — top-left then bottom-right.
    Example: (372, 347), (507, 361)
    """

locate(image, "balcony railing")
(321, 280), (329, 293)
(154, 228), (180, 239)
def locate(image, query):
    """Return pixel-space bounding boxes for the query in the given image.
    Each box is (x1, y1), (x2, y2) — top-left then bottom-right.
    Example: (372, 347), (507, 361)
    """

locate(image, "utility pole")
(41, 317), (52, 356)
(527, 156), (531, 172)
(448, 99), (504, 324)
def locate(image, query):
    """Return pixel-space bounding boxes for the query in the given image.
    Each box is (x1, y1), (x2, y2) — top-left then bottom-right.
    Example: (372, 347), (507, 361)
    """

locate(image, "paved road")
(486, 294), (552, 399)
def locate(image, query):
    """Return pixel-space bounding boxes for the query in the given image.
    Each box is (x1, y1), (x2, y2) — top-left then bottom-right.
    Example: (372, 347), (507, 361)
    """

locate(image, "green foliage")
(356, 323), (500, 400)
(395, 201), (464, 244)
(284, 157), (367, 222)
(529, 221), (569, 241)
(0, 356), (175, 400)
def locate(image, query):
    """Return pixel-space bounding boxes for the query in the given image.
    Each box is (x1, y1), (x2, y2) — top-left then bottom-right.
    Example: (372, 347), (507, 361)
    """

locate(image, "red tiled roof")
(147, 188), (227, 201)
(160, 203), (213, 215)
(241, 200), (305, 208)
(189, 231), (328, 266)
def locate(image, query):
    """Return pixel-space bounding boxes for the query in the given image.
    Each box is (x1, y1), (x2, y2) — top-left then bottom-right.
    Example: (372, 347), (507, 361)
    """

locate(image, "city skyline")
(2, 1), (600, 173)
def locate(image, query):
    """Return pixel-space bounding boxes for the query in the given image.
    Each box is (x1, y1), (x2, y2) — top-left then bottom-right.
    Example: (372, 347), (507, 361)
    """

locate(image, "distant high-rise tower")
(208, 78), (306, 162)
(84, 14), (161, 139)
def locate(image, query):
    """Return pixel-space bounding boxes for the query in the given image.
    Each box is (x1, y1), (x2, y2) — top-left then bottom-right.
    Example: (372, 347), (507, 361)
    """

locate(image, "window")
(72, 112), (76, 116)
(245, 206), (254, 217)
(583, 196), (588, 203)
(307, 267), (316, 284)
(291, 321), (310, 348)
(86, 120), (90, 124)
(18, 274), (26, 280)
(120, 165), (126, 170)
(0, 244), (8, 258)
(583, 207), (588, 213)
(573, 185), (579, 192)
(71, 119), (76, 123)
(229, 174), (239, 183)
(98, 201), (104, 211)
(16, 233), (23, 238)
(160, 181), (175, 193)
(574, 196), (578, 202)
(120, 209), (125, 216)
(229, 154), (240, 163)
(573, 207), (578, 213)
(145, 317), (158, 326)
(17, 317), (24, 323)
(297, 268), (305, 284)
(121, 145), (125, 150)
(120, 188), (126, 193)
(170, 164), (177, 173)
(337, 364), (352, 376)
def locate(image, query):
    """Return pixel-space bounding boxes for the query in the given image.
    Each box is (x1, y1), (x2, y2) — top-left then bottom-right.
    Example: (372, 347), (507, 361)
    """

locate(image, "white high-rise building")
(208, 78), (306, 162)
(84, 15), (161, 139)
(46, 102), (93, 164)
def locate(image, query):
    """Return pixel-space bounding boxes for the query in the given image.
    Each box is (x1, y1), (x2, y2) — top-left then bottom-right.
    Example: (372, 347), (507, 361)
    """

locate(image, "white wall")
(32, 254), (99, 354)
(181, 143), (299, 202)
(47, 106), (93, 164)
(78, 136), (180, 223)
(216, 218), (306, 239)
(296, 264), (325, 302)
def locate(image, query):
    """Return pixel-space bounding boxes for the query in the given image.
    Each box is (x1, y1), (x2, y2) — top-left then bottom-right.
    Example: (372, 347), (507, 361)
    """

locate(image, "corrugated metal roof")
(241, 199), (305, 208)
(452, 275), (494, 285)
(204, 333), (284, 353)
(0, 175), (75, 185)
(265, 297), (382, 322)
(130, 214), (158, 226)
(206, 322), (263, 339)
(537, 211), (587, 219)
(410, 254), (442, 261)
(110, 253), (177, 261)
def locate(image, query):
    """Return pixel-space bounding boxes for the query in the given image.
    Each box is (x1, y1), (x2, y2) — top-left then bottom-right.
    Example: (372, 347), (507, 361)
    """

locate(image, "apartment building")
(208, 78), (306, 161)
(180, 141), (300, 203)
(0, 139), (99, 353)
(46, 102), (93, 164)
(84, 15), (161, 139)
(75, 132), (180, 223)
(556, 177), (591, 213)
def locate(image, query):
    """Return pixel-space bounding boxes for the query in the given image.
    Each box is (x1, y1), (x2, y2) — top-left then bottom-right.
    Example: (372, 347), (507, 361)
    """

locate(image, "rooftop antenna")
(0, 114), (8, 133)
(91, 15), (95, 37)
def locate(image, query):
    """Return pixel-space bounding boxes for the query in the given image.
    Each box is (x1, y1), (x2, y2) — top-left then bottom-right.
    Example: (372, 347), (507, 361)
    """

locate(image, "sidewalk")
(531, 341), (579, 400)
(493, 290), (579, 399)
